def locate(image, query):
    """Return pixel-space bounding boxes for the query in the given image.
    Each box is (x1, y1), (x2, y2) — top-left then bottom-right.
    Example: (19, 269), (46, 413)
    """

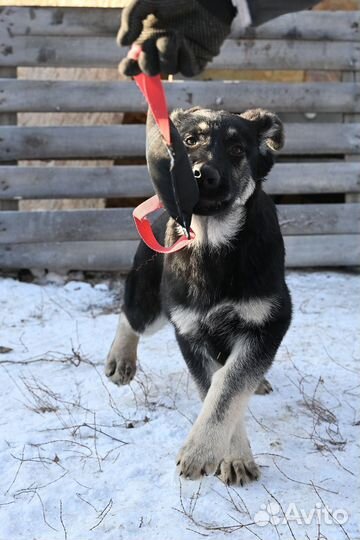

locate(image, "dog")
(105, 107), (292, 486)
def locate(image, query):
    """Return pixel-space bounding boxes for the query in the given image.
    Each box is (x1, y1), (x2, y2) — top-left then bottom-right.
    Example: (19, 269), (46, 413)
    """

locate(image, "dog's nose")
(193, 163), (221, 190)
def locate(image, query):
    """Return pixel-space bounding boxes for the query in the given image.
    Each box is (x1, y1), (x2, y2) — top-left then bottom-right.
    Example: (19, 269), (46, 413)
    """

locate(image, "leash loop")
(133, 195), (195, 254)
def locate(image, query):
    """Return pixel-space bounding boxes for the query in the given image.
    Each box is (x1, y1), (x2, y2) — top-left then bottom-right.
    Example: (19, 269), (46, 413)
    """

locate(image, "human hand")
(118, 0), (235, 77)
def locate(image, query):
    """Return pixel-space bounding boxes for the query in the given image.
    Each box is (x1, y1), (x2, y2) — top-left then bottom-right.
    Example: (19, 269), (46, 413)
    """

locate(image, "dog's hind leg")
(255, 377), (273, 395)
(105, 228), (165, 385)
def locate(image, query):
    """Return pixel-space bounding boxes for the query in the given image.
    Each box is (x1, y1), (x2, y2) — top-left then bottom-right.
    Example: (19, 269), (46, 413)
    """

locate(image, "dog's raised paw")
(255, 377), (273, 395)
(217, 458), (260, 486)
(105, 354), (136, 385)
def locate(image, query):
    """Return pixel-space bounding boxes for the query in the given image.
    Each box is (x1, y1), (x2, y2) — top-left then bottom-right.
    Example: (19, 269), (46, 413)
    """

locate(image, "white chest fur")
(170, 296), (278, 337)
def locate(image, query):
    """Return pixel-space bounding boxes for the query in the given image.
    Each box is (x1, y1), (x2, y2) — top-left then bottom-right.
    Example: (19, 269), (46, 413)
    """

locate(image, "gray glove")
(118, 0), (236, 77)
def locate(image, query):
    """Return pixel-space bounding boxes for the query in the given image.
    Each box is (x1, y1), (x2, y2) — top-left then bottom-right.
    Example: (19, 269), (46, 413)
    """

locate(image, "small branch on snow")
(173, 479), (260, 536)
(5, 445), (25, 495)
(262, 484), (296, 540)
(272, 459), (337, 494)
(59, 500), (68, 540)
(89, 498), (113, 531)
(311, 482), (351, 540)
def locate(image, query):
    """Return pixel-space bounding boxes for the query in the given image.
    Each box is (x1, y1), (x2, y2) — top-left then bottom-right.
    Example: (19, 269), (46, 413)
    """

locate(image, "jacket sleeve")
(231, 0), (320, 34)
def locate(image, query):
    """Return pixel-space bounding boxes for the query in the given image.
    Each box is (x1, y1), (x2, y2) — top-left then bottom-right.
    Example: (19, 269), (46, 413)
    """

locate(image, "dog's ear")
(170, 107), (202, 126)
(170, 108), (186, 125)
(240, 108), (284, 154)
(240, 109), (284, 179)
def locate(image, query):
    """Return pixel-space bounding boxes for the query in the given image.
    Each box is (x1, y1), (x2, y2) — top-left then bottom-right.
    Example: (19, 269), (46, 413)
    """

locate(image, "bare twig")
(311, 482), (351, 540)
(35, 491), (58, 532)
(0, 348), (95, 367)
(285, 372), (353, 475)
(72, 423), (129, 445)
(248, 408), (275, 433)
(5, 445), (25, 495)
(76, 493), (99, 514)
(89, 499), (113, 531)
(93, 413), (103, 472)
(273, 459), (337, 494)
(174, 479), (258, 535)
(262, 485), (296, 540)
(13, 471), (68, 497)
(30, 439), (93, 458)
(59, 500), (68, 540)
(322, 344), (359, 375)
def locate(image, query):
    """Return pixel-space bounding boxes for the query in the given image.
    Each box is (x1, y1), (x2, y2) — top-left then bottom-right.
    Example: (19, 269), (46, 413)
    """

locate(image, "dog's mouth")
(191, 169), (235, 215)
(193, 197), (232, 216)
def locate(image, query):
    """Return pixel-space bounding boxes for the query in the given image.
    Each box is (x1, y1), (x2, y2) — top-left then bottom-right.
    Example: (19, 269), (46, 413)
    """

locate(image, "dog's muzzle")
(193, 163), (221, 191)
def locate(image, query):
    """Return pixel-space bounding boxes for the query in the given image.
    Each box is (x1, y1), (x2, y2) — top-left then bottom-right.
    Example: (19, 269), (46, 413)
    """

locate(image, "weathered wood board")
(1, 80), (359, 114)
(1, 124), (359, 161)
(1, 162), (359, 200)
(1, 36), (359, 70)
(0, 8), (358, 41)
(1, 235), (359, 270)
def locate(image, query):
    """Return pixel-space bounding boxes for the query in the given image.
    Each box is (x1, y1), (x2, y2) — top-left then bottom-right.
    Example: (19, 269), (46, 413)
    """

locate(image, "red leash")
(128, 45), (195, 254)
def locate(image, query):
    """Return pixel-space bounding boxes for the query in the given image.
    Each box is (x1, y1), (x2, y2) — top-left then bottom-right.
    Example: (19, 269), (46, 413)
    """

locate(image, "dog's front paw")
(177, 438), (221, 480)
(105, 349), (136, 386)
(217, 458), (260, 486)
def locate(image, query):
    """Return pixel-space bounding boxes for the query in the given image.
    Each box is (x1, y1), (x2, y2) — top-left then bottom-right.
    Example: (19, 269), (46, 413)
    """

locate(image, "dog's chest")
(164, 245), (237, 305)
(169, 297), (276, 344)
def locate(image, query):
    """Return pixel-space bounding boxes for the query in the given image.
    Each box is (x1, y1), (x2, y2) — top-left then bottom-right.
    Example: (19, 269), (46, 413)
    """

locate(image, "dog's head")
(171, 107), (284, 216)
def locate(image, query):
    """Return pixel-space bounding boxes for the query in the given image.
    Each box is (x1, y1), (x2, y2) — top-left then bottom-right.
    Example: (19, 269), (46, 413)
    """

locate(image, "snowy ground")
(0, 270), (359, 540)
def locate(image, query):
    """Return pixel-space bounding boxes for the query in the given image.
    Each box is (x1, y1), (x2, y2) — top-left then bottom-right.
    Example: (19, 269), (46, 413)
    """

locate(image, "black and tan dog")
(105, 107), (292, 486)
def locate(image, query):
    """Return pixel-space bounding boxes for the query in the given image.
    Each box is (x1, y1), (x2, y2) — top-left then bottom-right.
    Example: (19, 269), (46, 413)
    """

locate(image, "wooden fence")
(0, 7), (359, 271)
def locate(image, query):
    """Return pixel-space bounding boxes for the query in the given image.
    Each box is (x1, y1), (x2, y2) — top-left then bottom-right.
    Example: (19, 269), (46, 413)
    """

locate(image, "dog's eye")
(184, 135), (198, 147)
(229, 144), (244, 157)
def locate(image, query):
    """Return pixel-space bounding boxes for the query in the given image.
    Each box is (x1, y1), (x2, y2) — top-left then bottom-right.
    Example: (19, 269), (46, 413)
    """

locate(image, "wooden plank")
(284, 235), (360, 267)
(1, 204), (359, 244)
(0, 240), (137, 272)
(0, 125), (144, 161)
(343, 71), (360, 205)
(1, 80), (359, 114)
(0, 165), (152, 199)
(0, 165), (153, 199)
(0, 7), (123, 37)
(0, 162), (359, 200)
(278, 203), (360, 235)
(1, 36), (359, 70)
(0, 207), (138, 243)
(1, 124), (359, 161)
(0, 208), (153, 244)
(0, 66), (17, 211)
(233, 11), (360, 42)
(1, 235), (359, 270)
(1, 8), (358, 42)
(266, 162), (360, 195)
(212, 39), (360, 72)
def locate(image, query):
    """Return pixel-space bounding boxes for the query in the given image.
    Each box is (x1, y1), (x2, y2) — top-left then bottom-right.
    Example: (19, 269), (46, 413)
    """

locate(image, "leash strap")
(128, 45), (171, 145)
(128, 44), (195, 253)
(133, 195), (195, 254)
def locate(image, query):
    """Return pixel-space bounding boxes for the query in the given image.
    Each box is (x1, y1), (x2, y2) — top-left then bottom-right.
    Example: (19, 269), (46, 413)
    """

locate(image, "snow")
(0, 270), (359, 540)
